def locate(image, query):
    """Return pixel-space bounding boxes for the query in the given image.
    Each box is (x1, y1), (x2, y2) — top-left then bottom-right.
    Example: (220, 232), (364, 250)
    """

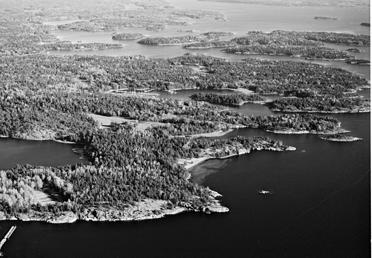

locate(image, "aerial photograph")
(0, 0), (370, 257)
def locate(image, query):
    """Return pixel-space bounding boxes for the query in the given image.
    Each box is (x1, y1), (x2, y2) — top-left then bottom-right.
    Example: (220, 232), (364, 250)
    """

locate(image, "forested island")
(138, 35), (204, 45)
(222, 31), (369, 62)
(345, 59), (370, 65)
(184, 41), (237, 49)
(320, 134), (362, 142)
(314, 16), (337, 20)
(0, 0), (370, 223)
(112, 33), (144, 41)
(138, 32), (233, 46)
(346, 48), (361, 53)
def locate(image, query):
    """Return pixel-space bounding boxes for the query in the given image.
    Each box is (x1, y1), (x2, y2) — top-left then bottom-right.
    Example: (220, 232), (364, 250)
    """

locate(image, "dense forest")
(224, 45), (351, 60)
(0, 127), (291, 217)
(0, 83), (346, 219)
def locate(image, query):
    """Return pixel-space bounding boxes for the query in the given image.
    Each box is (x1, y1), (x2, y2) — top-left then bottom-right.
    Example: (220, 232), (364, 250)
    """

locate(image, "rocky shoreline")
(0, 197), (228, 224)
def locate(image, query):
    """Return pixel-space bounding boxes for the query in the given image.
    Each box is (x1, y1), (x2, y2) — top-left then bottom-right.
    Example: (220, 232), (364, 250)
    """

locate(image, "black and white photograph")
(0, 0), (370, 257)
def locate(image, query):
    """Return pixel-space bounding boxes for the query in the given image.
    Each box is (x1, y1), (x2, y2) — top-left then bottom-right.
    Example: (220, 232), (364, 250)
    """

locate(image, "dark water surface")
(0, 114), (369, 258)
(0, 139), (84, 170)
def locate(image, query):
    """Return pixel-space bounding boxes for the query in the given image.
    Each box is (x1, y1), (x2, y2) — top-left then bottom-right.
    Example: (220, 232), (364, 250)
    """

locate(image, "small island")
(200, 31), (234, 38)
(184, 41), (237, 49)
(346, 48), (361, 53)
(320, 134), (362, 142)
(112, 33), (144, 41)
(345, 59), (370, 66)
(138, 35), (204, 45)
(314, 16), (337, 20)
(138, 32), (233, 46)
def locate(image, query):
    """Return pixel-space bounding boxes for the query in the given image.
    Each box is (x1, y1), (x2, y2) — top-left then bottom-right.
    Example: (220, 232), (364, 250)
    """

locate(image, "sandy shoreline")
(230, 88), (255, 95)
(180, 149), (251, 170)
(188, 129), (234, 138)
(178, 143), (296, 173)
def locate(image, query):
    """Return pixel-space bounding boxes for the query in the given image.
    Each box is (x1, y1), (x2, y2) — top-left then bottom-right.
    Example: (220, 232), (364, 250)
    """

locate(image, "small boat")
(258, 190), (272, 195)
